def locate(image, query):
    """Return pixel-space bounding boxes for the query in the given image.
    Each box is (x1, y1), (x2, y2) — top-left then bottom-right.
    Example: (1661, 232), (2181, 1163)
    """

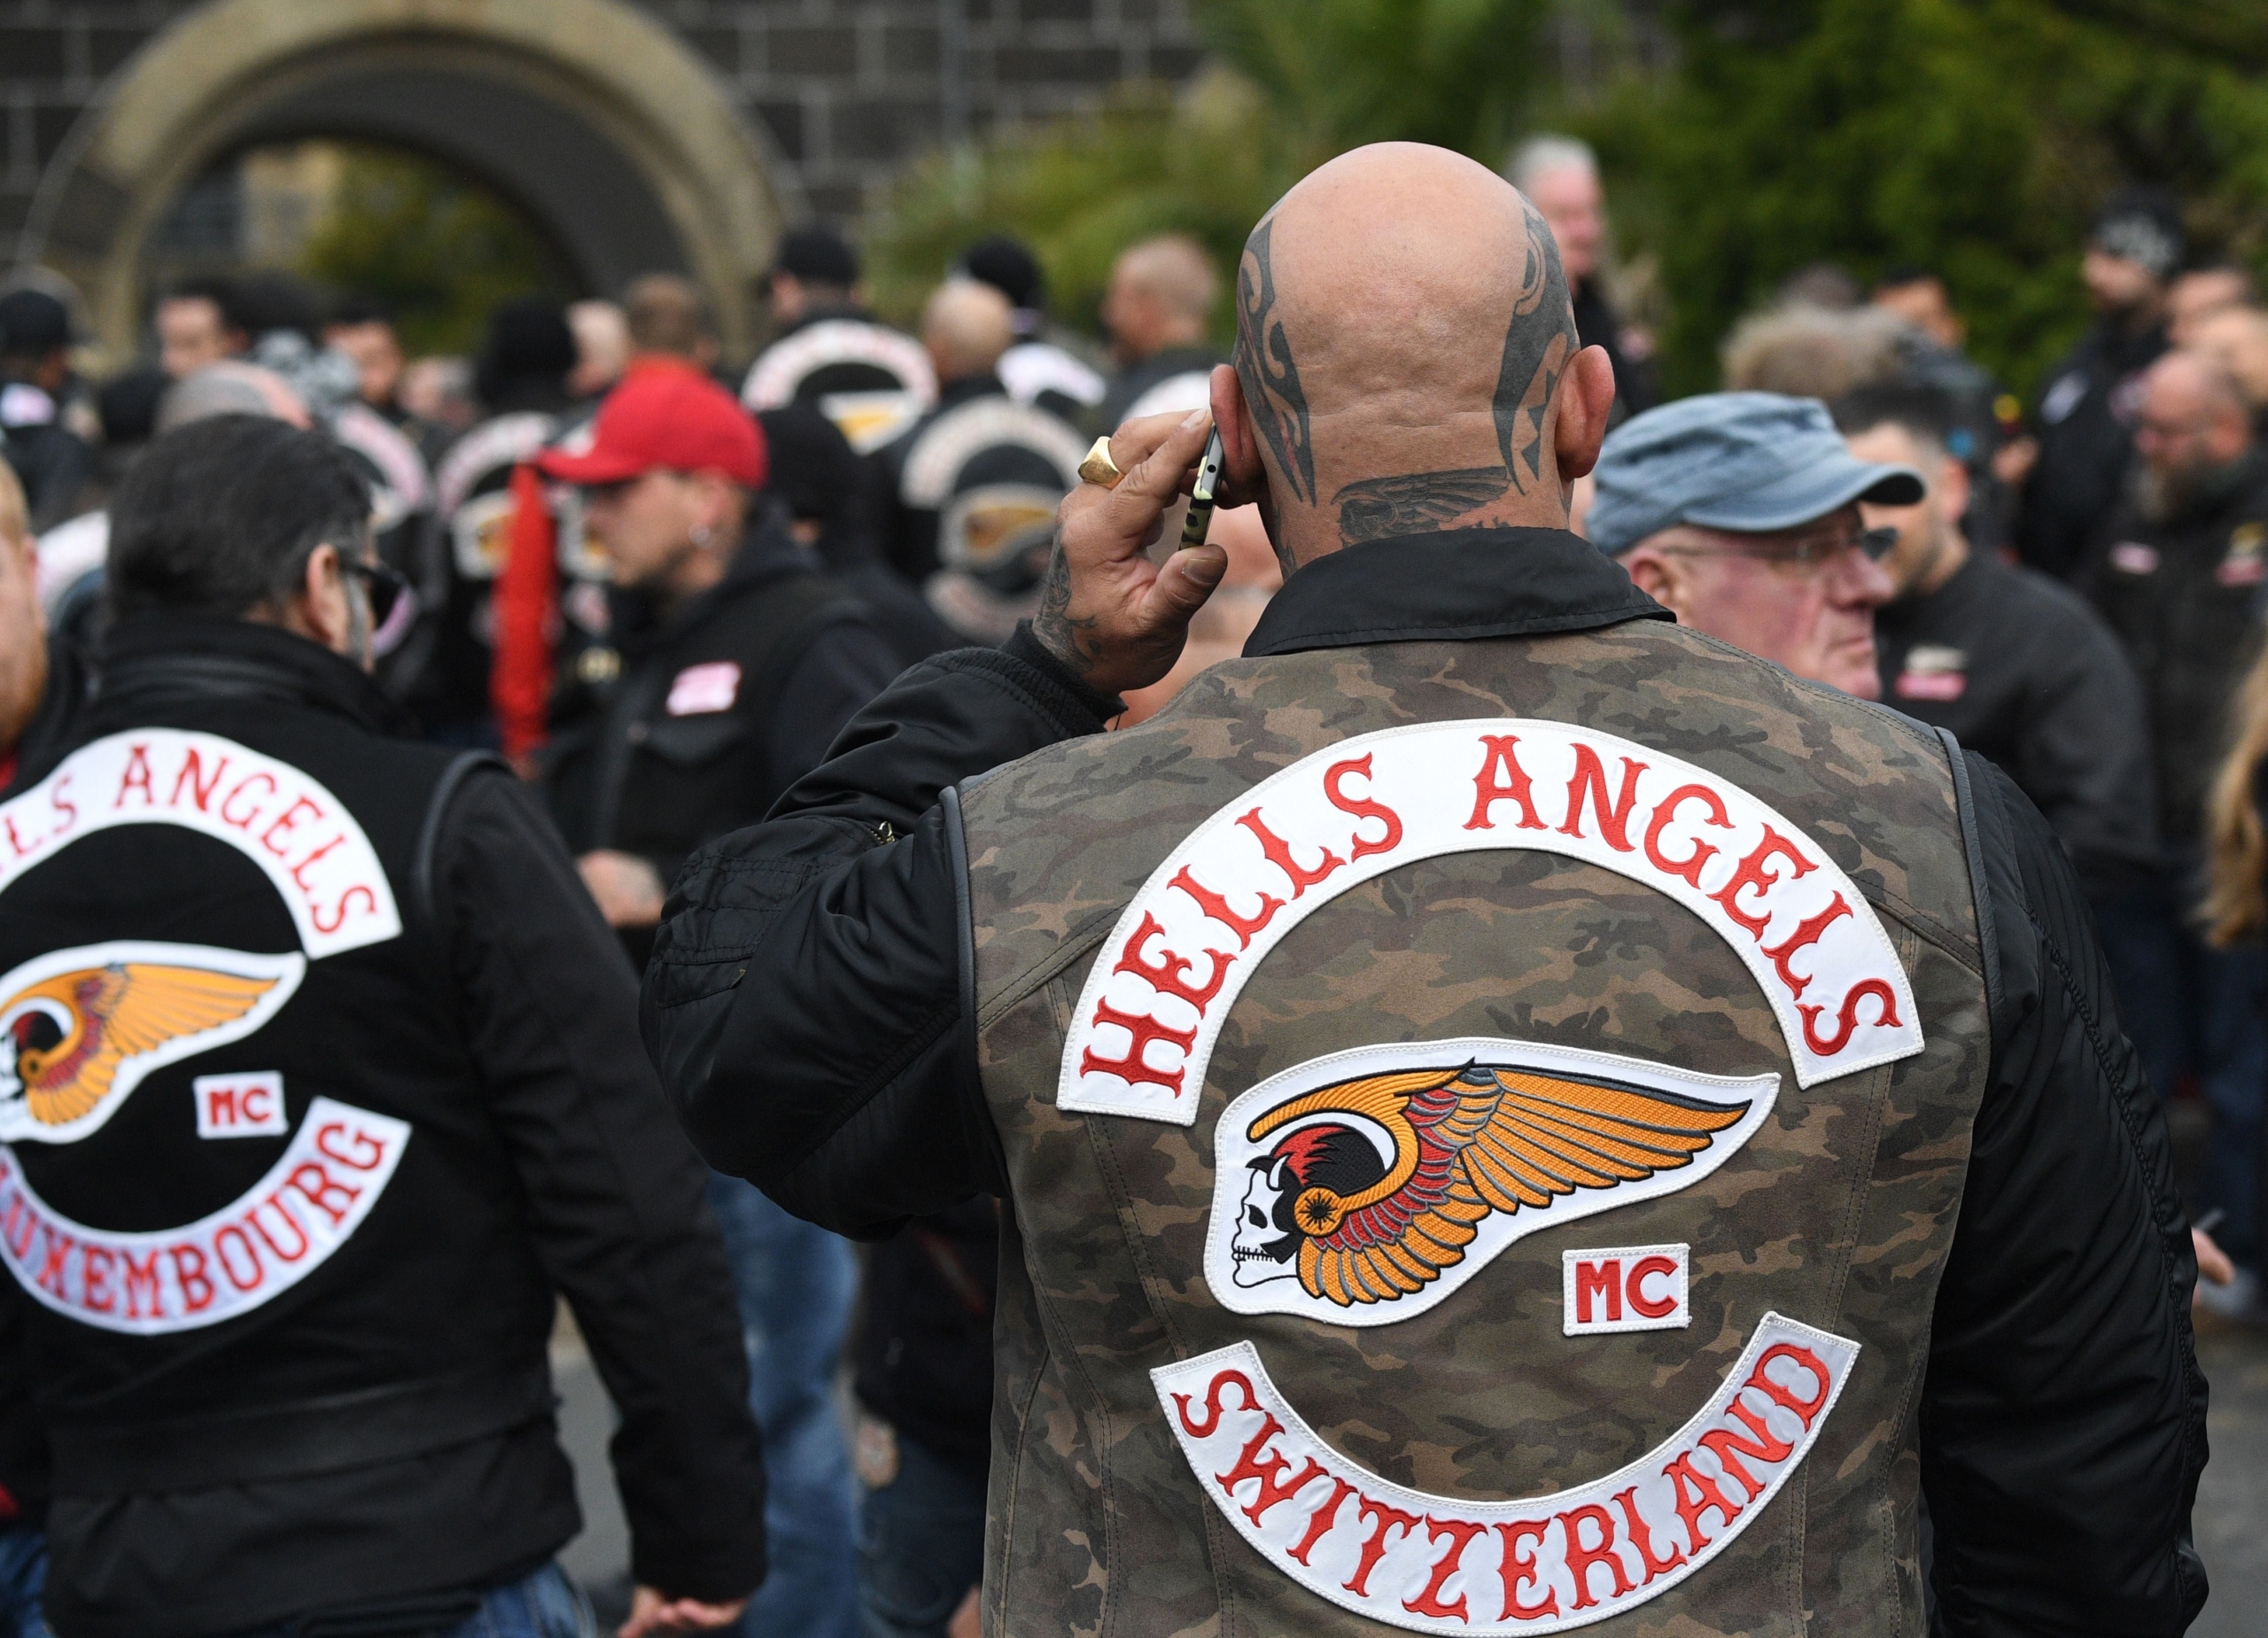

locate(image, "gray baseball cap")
(1585, 392), (1924, 556)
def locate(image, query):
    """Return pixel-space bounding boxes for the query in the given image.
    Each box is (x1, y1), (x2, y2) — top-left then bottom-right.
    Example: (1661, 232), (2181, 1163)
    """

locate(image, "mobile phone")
(1179, 428), (1226, 550)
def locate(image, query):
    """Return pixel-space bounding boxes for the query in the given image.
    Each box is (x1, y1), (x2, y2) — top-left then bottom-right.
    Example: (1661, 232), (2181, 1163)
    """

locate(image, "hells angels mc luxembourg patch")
(0, 731), (410, 1334)
(1059, 719), (1922, 1125)
(1207, 1038), (1775, 1326)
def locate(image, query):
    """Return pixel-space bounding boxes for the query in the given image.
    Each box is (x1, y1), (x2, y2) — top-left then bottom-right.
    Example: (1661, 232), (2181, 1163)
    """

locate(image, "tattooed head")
(1225, 144), (1603, 561)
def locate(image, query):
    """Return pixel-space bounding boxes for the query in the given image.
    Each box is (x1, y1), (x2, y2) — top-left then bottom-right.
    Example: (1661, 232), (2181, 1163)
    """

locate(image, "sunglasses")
(340, 556), (409, 626)
(1661, 524), (1899, 570)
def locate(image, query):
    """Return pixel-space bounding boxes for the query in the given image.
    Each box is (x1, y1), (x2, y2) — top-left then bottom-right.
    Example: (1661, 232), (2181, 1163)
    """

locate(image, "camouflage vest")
(960, 617), (1991, 1638)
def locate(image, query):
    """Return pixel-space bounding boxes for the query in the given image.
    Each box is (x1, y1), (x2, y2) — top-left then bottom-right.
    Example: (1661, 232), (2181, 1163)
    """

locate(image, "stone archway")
(21, 0), (795, 361)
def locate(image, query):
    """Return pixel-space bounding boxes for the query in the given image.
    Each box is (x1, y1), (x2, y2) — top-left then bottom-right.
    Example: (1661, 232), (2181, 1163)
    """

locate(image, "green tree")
(1587, 0), (2268, 398)
(299, 145), (571, 355)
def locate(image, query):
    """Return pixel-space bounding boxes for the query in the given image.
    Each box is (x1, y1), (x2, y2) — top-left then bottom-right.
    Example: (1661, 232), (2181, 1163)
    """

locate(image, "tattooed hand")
(1032, 407), (1229, 696)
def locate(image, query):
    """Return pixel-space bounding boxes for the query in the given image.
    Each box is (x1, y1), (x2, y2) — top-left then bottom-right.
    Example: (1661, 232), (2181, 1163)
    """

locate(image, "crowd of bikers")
(0, 130), (2241, 1637)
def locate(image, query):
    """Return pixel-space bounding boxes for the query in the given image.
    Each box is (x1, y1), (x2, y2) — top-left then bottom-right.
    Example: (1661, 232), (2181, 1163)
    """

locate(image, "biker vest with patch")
(0, 665), (556, 1499)
(959, 617), (1992, 1637)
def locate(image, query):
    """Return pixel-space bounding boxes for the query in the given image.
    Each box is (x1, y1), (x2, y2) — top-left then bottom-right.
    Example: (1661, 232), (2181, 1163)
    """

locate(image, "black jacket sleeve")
(1923, 753), (2208, 1635)
(2008, 593), (2160, 895)
(437, 767), (768, 1602)
(641, 630), (1117, 1237)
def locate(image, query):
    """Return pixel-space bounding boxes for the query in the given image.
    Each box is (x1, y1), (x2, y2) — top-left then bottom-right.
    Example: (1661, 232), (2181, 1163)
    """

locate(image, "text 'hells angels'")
(1061, 720), (1922, 1124)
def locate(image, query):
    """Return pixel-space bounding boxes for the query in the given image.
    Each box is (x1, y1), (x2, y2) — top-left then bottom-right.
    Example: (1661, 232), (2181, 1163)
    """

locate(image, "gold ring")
(1077, 436), (1123, 488)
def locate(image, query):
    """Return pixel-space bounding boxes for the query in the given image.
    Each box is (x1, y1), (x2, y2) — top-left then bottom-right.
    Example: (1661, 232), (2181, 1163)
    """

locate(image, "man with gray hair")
(1505, 134), (1656, 417)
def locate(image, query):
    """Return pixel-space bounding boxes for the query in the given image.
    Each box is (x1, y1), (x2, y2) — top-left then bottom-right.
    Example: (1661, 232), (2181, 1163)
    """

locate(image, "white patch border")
(1153, 1315), (1860, 1635)
(1060, 718), (1922, 1126)
(1206, 1037), (1774, 1327)
(0, 730), (402, 959)
(0, 1096), (409, 1334)
(0, 941), (305, 1145)
(1561, 1243), (1690, 1336)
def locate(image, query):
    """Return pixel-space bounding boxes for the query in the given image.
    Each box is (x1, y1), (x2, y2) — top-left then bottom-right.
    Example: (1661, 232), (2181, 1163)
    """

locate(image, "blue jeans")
(704, 1174), (860, 1638)
(0, 1523), (47, 1638)
(0, 1552), (590, 1638)
(856, 1428), (986, 1638)
(2095, 875), (2268, 1262)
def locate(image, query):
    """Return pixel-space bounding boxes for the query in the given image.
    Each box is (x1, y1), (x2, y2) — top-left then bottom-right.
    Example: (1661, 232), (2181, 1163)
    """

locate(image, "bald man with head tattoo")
(648, 145), (2206, 1638)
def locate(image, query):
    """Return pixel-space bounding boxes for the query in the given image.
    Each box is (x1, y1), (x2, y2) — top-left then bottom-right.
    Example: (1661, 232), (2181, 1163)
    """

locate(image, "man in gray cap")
(1588, 391), (1919, 698)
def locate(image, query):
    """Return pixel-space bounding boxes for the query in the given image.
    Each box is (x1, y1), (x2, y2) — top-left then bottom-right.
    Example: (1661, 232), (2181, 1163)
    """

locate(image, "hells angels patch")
(1154, 1316), (1859, 1634)
(1206, 1038), (1774, 1326)
(1059, 720), (1921, 1127)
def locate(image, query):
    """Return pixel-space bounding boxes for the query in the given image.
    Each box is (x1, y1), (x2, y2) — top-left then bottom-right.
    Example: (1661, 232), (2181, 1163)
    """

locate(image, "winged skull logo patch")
(1208, 1038), (1777, 1325)
(0, 943), (305, 1145)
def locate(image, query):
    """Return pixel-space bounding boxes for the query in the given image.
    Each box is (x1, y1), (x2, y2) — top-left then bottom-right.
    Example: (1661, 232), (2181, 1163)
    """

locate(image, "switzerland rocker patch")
(1060, 719), (1922, 1125)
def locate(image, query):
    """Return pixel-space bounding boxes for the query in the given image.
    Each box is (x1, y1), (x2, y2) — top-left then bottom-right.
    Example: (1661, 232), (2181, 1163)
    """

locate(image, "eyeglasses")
(1658, 524), (1899, 570)
(340, 556), (408, 626)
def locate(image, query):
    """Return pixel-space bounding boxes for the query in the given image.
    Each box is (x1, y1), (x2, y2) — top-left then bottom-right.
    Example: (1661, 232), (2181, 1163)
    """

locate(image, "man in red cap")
(536, 361), (895, 1638)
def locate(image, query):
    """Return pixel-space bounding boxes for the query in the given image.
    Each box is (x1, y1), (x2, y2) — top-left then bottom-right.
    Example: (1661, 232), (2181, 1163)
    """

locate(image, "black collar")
(1244, 526), (1669, 657)
(93, 615), (417, 738)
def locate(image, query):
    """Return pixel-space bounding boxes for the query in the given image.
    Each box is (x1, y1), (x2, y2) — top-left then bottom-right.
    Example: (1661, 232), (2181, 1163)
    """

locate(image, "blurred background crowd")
(8, 0), (2268, 1633)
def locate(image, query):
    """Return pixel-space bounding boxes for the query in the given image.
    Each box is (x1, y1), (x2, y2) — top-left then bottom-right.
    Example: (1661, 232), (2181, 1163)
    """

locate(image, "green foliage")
(868, 0), (2268, 407)
(867, 0), (1556, 340)
(299, 145), (571, 355)
(1583, 0), (2268, 399)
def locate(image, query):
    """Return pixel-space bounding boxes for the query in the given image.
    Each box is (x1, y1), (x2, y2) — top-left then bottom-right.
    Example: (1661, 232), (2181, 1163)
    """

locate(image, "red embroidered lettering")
(311, 885), (377, 935)
(1575, 1258), (1619, 1324)
(1216, 1415), (1328, 1526)
(219, 772), (276, 829)
(2, 816), (29, 859)
(1611, 1485), (1685, 1583)
(1113, 913), (1231, 1013)
(315, 1122), (384, 1172)
(1324, 755), (1403, 860)
(259, 796), (323, 858)
(288, 835), (347, 892)
(213, 1224), (263, 1292)
(1560, 745), (1648, 851)
(1170, 1368), (1259, 1438)
(1495, 1519), (1559, 1619)
(1798, 979), (1903, 1055)
(1078, 1001), (1195, 1096)
(49, 774), (76, 832)
(1285, 1477), (1358, 1565)
(248, 1196), (310, 1261)
(1665, 1453), (1743, 1549)
(173, 1244), (214, 1312)
(1169, 866), (1283, 950)
(1, 1197), (34, 1260)
(1746, 1342), (1833, 1427)
(81, 1245), (114, 1313)
(1710, 826), (1816, 938)
(1405, 1515), (1487, 1621)
(1642, 782), (1733, 888)
(1559, 1502), (1635, 1610)
(1464, 735), (1547, 832)
(113, 744), (154, 809)
(168, 748), (229, 811)
(1627, 1255), (1679, 1319)
(1698, 1396), (1797, 1497)
(120, 1249), (162, 1319)
(1342, 1495), (1419, 1598)
(1761, 892), (1854, 1000)
(1237, 809), (1346, 898)
(35, 1226), (72, 1297)
(287, 1161), (361, 1226)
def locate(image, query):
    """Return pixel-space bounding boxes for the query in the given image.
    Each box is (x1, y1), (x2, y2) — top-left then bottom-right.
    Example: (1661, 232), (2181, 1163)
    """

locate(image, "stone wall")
(0, 0), (1208, 270)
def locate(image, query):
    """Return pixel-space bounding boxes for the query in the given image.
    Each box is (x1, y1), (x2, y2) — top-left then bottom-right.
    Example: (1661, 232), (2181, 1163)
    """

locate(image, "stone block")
(86, 28), (148, 79)
(881, 22), (939, 75)
(0, 27), (70, 82)
(766, 23), (858, 77)
(827, 93), (936, 162)
(755, 97), (805, 161)
(680, 25), (741, 74)
(995, 43), (1120, 84)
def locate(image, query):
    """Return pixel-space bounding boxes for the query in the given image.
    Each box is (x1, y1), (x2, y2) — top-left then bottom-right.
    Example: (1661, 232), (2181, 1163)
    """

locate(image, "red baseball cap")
(537, 361), (768, 489)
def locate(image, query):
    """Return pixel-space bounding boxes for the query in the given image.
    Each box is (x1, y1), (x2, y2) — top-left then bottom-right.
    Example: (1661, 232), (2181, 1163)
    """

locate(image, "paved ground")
(554, 1313), (2268, 1629)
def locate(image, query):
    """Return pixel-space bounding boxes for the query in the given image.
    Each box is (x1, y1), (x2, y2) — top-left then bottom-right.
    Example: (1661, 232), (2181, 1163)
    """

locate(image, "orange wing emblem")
(0, 960), (286, 1132)
(1230, 1064), (1750, 1308)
